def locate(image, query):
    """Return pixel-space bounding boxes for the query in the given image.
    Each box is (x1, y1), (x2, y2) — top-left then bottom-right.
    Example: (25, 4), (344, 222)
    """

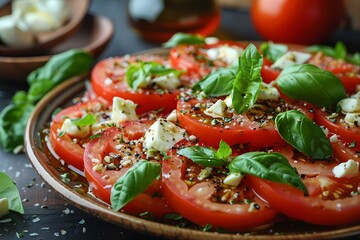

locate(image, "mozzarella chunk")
(223, 95), (233, 108)
(332, 159), (359, 178)
(271, 51), (311, 70)
(60, 118), (90, 138)
(204, 37), (219, 45)
(339, 97), (360, 113)
(204, 99), (227, 118)
(0, 15), (36, 47)
(223, 172), (243, 186)
(152, 73), (181, 90)
(0, 198), (9, 218)
(344, 113), (360, 126)
(111, 97), (138, 124)
(257, 82), (280, 101)
(166, 109), (178, 123)
(206, 46), (244, 66)
(143, 118), (185, 152)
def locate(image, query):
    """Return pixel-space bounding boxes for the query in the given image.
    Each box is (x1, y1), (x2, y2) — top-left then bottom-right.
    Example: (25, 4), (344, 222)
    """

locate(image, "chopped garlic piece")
(223, 172), (243, 186)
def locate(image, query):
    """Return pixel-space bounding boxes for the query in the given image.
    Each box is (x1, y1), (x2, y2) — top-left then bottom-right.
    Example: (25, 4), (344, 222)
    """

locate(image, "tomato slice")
(314, 107), (360, 147)
(169, 40), (247, 83)
(91, 55), (182, 114)
(176, 94), (314, 148)
(162, 145), (278, 231)
(49, 100), (110, 171)
(84, 127), (173, 218)
(309, 52), (360, 93)
(250, 175), (360, 225)
(261, 57), (281, 83)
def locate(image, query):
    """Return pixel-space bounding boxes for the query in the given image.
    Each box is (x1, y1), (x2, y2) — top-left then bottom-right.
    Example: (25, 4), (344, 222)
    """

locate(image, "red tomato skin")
(314, 108), (360, 147)
(162, 150), (278, 231)
(249, 176), (360, 225)
(84, 127), (173, 218)
(251, 0), (345, 45)
(91, 56), (180, 114)
(261, 57), (280, 83)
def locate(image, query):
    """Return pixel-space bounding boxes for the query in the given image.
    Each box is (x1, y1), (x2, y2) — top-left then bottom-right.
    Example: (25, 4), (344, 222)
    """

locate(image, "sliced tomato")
(261, 57), (281, 83)
(162, 145), (278, 231)
(91, 55), (182, 114)
(176, 94), (314, 148)
(84, 127), (173, 218)
(314, 107), (360, 147)
(309, 52), (360, 93)
(169, 40), (247, 83)
(250, 175), (360, 225)
(49, 100), (110, 171)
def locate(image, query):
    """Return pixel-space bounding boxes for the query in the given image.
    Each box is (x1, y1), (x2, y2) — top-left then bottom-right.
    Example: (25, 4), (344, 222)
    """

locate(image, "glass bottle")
(127, 0), (220, 43)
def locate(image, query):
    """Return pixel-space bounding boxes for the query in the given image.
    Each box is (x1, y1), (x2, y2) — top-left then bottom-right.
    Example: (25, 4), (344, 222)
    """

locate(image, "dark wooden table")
(1, 0), (360, 239)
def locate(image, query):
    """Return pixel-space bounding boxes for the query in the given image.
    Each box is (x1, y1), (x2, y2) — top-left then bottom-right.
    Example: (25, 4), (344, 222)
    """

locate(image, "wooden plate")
(24, 48), (360, 239)
(0, 0), (90, 56)
(0, 13), (113, 81)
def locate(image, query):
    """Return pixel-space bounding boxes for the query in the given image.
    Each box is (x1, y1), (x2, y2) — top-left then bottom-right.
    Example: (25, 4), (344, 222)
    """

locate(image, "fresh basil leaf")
(126, 61), (180, 90)
(27, 79), (55, 103)
(177, 146), (227, 167)
(71, 114), (96, 127)
(0, 104), (34, 152)
(275, 110), (332, 159)
(260, 41), (288, 62)
(215, 140), (232, 160)
(27, 49), (93, 85)
(192, 68), (237, 96)
(12, 91), (27, 105)
(111, 160), (161, 211)
(228, 152), (307, 193)
(276, 64), (346, 108)
(0, 172), (24, 214)
(162, 32), (205, 48)
(232, 43), (263, 114)
(347, 52), (360, 65)
(334, 41), (347, 60)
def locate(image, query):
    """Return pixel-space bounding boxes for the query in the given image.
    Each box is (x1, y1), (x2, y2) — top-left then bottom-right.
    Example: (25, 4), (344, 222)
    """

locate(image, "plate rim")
(24, 47), (360, 240)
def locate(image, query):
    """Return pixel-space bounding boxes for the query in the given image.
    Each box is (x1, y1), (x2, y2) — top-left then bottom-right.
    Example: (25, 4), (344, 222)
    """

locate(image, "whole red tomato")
(250, 0), (345, 45)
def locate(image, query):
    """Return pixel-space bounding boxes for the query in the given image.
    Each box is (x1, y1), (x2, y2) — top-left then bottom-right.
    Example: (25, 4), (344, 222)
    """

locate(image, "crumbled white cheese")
(60, 118), (90, 138)
(111, 97), (138, 124)
(329, 134), (339, 143)
(257, 82), (280, 101)
(166, 109), (178, 123)
(223, 172), (243, 186)
(271, 51), (311, 70)
(332, 159), (359, 178)
(339, 97), (360, 113)
(344, 113), (360, 126)
(223, 95), (233, 108)
(204, 99), (227, 118)
(197, 167), (212, 181)
(206, 45), (244, 66)
(0, 198), (9, 218)
(204, 37), (219, 45)
(143, 118), (185, 152)
(152, 73), (181, 90)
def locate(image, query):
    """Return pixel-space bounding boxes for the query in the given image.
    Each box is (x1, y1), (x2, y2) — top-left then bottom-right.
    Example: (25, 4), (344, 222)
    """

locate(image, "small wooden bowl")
(0, 14), (114, 82)
(0, 0), (90, 57)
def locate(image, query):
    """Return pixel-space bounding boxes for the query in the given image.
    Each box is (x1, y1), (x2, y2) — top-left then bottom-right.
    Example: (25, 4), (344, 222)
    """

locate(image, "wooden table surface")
(1, 0), (360, 239)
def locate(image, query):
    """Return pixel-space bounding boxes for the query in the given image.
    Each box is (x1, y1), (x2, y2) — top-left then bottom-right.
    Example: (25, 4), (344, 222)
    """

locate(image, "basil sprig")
(276, 64), (346, 108)
(0, 49), (93, 152)
(192, 67), (237, 96)
(111, 160), (161, 211)
(192, 43), (263, 114)
(275, 110), (332, 160)
(177, 140), (232, 167)
(162, 33), (205, 48)
(228, 152), (307, 193)
(71, 113), (97, 127)
(232, 43), (263, 114)
(307, 41), (360, 65)
(260, 41), (288, 62)
(178, 141), (307, 193)
(0, 172), (24, 214)
(126, 61), (181, 90)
